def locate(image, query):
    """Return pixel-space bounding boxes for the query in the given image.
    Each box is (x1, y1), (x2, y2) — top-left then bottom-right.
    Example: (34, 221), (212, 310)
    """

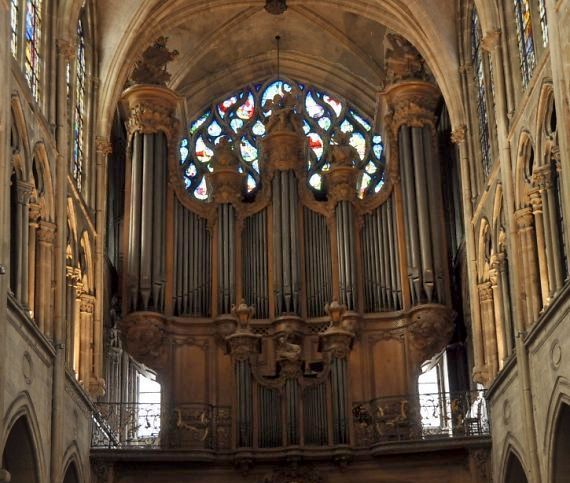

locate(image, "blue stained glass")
(190, 111), (209, 134)
(208, 121), (222, 137)
(350, 110), (372, 131)
(306, 92), (325, 118)
(373, 144), (383, 159)
(180, 78), (385, 199)
(240, 138), (257, 162)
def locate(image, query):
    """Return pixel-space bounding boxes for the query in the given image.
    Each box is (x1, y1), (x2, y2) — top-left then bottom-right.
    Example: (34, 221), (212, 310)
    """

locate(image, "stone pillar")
(206, 140), (244, 316)
(490, 254), (509, 366)
(529, 189), (550, 307)
(478, 282), (498, 382)
(515, 208), (541, 327)
(15, 181), (33, 305)
(78, 293), (95, 387)
(35, 221), (56, 337)
(121, 85), (179, 314)
(27, 202), (40, 317)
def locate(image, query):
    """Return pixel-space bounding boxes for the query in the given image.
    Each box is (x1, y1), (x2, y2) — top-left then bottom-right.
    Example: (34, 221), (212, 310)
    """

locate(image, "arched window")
(72, 18), (86, 191)
(538, 0), (548, 46)
(471, 8), (492, 176)
(513, 0), (536, 88)
(180, 78), (385, 201)
(24, 0), (43, 101)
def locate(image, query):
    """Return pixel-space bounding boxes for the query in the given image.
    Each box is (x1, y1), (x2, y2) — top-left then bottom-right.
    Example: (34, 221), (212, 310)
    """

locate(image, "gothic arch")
(477, 217), (492, 282)
(491, 184), (505, 248)
(498, 436), (529, 483)
(31, 142), (55, 222)
(1, 392), (47, 483)
(62, 442), (86, 483)
(535, 81), (556, 167)
(80, 231), (95, 293)
(10, 95), (32, 181)
(514, 130), (535, 209)
(543, 377), (570, 482)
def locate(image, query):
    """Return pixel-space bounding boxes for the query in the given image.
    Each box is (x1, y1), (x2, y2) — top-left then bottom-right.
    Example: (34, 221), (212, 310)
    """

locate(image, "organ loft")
(2, 1), (570, 482)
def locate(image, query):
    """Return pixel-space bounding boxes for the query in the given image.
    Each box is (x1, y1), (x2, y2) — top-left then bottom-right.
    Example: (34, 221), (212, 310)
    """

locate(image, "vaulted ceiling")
(95, 0), (461, 135)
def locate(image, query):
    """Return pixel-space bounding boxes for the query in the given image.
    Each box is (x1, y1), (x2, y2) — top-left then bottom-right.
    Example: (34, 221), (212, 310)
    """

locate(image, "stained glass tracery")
(11, 0), (19, 57)
(180, 79), (385, 201)
(538, 0), (548, 46)
(513, 0), (536, 88)
(73, 19), (86, 191)
(471, 8), (492, 176)
(24, 0), (42, 101)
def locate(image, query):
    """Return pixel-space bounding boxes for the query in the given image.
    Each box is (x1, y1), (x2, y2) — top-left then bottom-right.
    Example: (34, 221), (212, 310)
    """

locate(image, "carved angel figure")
(263, 89), (304, 135)
(275, 334), (302, 363)
(129, 36), (179, 86)
(210, 137), (239, 171)
(327, 129), (358, 168)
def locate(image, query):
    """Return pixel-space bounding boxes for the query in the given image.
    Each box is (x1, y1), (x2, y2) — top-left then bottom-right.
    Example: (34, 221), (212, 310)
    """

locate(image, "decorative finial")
(129, 36), (179, 86)
(265, 0), (287, 15)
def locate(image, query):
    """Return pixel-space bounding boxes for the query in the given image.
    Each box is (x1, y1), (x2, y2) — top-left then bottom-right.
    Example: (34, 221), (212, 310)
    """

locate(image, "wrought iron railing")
(352, 390), (489, 446)
(91, 402), (232, 449)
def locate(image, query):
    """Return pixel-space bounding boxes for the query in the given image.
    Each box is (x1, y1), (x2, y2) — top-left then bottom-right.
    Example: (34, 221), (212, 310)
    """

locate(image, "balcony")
(91, 391), (489, 460)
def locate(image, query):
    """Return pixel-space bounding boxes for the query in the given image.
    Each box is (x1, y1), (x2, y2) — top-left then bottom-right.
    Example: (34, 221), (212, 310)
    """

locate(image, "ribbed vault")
(95, 0), (462, 136)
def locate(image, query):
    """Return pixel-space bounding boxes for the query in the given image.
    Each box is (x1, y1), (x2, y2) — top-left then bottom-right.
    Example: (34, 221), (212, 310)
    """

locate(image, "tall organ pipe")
(336, 201), (356, 310)
(362, 199), (402, 312)
(304, 208), (332, 317)
(242, 210), (269, 318)
(218, 204), (235, 314)
(272, 171), (301, 315)
(173, 200), (211, 316)
(127, 132), (167, 312)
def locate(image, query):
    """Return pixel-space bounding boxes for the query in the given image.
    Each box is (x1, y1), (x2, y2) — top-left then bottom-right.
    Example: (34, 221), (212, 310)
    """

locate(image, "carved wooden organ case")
(118, 68), (455, 452)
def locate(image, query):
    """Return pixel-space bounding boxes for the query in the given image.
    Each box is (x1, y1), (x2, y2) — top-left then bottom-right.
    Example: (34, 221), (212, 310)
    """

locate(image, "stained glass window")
(180, 79), (385, 201)
(513, 0), (536, 88)
(471, 9), (492, 176)
(538, 0), (548, 46)
(10, 0), (19, 57)
(73, 19), (86, 191)
(24, 0), (42, 101)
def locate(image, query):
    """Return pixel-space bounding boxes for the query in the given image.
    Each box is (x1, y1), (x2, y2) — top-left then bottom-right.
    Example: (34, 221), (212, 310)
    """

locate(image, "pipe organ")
(118, 38), (456, 458)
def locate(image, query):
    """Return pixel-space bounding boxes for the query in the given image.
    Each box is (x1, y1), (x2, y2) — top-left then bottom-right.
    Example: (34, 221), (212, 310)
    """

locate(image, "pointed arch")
(2, 392), (47, 483)
(498, 435), (529, 483)
(62, 442), (86, 483)
(80, 230), (94, 293)
(31, 142), (55, 222)
(477, 217), (491, 282)
(10, 94), (32, 181)
(514, 130), (535, 209)
(543, 377), (570, 482)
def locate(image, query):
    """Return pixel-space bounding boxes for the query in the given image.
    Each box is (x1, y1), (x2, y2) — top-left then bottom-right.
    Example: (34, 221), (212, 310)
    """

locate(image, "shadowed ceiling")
(95, 0), (460, 133)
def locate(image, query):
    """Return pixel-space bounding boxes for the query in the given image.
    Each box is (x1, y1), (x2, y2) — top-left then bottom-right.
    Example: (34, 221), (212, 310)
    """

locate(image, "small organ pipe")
(140, 133), (154, 309)
(129, 133), (142, 310)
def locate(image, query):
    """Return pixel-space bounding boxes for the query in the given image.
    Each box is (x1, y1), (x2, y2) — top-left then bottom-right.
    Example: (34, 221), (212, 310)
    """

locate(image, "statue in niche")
(275, 334), (302, 363)
(385, 33), (432, 85)
(129, 36), (179, 86)
(263, 88), (304, 135)
(327, 129), (358, 168)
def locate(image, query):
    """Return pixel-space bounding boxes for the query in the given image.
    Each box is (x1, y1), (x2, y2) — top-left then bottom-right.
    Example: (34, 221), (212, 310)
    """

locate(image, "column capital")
(121, 84), (180, 138)
(79, 294), (96, 314)
(515, 207), (534, 229)
(529, 189), (543, 212)
(29, 202), (41, 223)
(56, 38), (76, 61)
(37, 221), (56, 243)
(478, 282), (494, 302)
(481, 30), (501, 52)
(95, 136), (112, 156)
(15, 180), (34, 203)
(451, 125), (467, 144)
(532, 164), (553, 190)
(384, 81), (440, 134)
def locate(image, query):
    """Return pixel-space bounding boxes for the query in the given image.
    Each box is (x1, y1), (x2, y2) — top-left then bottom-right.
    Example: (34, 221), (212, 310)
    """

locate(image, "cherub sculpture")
(275, 334), (302, 363)
(327, 129), (358, 168)
(262, 88), (304, 135)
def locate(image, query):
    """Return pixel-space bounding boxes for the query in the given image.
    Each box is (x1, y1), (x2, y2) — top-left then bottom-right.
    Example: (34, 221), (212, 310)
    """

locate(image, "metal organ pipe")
(242, 210), (269, 318)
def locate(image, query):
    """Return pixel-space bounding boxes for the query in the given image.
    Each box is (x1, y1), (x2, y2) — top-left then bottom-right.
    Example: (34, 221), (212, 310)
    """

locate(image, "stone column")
(121, 85), (179, 314)
(478, 282), (498, 382)
(27, 202), (41, 317)
(515, 208), (541, 327)
(490, 254), (509, 365)
(15, 181), (33, 305)
(529, 189), (550, 307)
(35, 221), (56, 337)
(78, 293), (95, 387)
